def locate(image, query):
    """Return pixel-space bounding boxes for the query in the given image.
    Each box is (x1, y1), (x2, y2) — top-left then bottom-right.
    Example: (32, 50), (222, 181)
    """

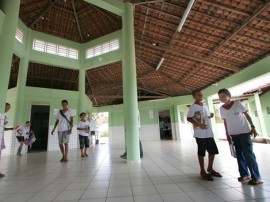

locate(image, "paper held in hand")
(229, 143), (237, 158)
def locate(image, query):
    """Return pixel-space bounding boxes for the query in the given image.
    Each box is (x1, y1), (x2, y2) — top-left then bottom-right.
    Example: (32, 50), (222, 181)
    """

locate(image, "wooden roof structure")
(9, 0), (270, 106)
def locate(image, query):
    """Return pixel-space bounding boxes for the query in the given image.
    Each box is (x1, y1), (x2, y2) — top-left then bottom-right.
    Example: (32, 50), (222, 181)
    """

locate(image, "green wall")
(248, 91), (270, 137)
(0, 10), (5, 36)
(94, 96), (193, 127)
(203, 57), (270, 97)
(7, 87), (92, 126)
(82, 30), (123, 70)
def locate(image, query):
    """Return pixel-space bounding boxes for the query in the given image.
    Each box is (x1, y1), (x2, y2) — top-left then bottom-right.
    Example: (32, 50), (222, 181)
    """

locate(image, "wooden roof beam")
(202, 0), (250, 16)
(71, 0), (83, 42)
(208, 1), (270, 57)
(128, 0), (166, 5)
(136, 39), (241, 72)
(84, 0), (125, 16)
(93, 95), (169, 99)
(137, 57), (196, 91)
(30, 0), (60, 27)
(139, 3), (240, 27)
(138, 87), (170, 96)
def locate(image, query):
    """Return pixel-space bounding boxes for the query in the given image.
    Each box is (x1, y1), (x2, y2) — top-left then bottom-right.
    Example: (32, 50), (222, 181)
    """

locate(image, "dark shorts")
(90, 131), (95, 136)
(16, 136), (25, 142)
(79, 135), (89, 149)
(196, 137), (219, 157)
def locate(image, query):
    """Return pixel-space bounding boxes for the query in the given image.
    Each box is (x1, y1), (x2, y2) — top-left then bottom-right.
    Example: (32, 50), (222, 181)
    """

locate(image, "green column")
(79, 68), (86, 114)
(14, 58), (29, 124)
(253, 92), (267, 138)
(206, 96), (218, 138)
(0, 0), (20, 112)
(122, 3), (140, 162)
(14, 29), (32, 124)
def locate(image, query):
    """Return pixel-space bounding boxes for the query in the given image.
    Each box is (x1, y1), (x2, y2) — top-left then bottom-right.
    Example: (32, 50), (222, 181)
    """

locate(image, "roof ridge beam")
(84, 0), (125, 16)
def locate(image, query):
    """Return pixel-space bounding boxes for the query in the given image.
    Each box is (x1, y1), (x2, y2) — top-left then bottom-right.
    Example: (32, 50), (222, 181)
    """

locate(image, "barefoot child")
(187, 90), (222, 181)
(77, 112), (90, 157)
(218, 88), (262, 185)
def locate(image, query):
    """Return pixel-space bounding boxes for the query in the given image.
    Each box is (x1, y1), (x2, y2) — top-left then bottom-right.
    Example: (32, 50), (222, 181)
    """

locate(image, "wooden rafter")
(136, 38), (241, 72)
(71, 0), (83, 42)
(92, 95), (168, 99)
(30, 0), (60, 27)
(208, 1), (270, 58)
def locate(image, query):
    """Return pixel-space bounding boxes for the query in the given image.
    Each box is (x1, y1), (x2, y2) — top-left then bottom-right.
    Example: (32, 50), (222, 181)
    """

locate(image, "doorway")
(29, 105), (50, 152)
(158, 110), (172, 140)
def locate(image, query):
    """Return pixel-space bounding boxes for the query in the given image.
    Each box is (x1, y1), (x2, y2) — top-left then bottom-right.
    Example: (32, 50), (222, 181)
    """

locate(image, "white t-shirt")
(89, 120), (97, 132)
(56, 109), (73, 132)
(17, 126), (30, 138)
(77, 120), (90, 136)
(220, 101), (250, 136)
(187, 103), (214, 138)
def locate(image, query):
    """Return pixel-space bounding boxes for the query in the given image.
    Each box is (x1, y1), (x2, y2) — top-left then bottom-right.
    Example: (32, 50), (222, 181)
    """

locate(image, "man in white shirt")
(187, 90), (221, 181)
(51, 100), (73, 163)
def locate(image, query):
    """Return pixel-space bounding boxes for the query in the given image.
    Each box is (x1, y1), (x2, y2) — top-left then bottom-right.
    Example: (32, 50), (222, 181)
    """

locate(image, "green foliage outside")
(100, 130), (108, 137)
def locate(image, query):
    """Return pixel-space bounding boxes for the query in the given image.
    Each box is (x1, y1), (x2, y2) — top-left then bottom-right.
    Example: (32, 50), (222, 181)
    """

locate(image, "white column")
(253, 92), (267, 138)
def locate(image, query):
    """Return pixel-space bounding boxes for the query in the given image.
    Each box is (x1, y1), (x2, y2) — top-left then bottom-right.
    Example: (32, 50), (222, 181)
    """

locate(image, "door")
(29, 105), (50, 152)
(158, 110), (172, 140)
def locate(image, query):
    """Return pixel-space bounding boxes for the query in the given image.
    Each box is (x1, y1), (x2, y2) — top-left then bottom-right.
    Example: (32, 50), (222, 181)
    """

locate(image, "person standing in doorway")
(51, 100), (73, 163)
(16, 121), (31, 156)
(77, 112), (90, 157)
(218, 88), (262, 185)
(187, 90), (222, 181)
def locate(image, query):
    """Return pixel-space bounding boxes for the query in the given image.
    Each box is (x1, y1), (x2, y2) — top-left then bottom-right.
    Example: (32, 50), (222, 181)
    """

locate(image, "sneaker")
(238, 176), (251, 182)
(248, 179), (263, 185)
(120, 154), (127, 159)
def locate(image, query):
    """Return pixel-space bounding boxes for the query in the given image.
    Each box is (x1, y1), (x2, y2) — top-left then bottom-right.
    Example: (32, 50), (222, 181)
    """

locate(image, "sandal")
(84, 154), (88, 157)
(60, 158), (64, 162)
(248, 179), (263, 185)
(238, 176), (251, 182)
(81, 155), (85, 157)
(201, 174), (214, 181)
(208, 171), (222, 177)
(0, 173), (5, 177)
(120, 154), (127, 159)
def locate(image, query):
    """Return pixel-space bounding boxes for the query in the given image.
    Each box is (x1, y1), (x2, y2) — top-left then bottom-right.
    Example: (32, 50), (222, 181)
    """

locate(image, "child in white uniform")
(16, 121), (31, 156)
(77, 112), (90, 157)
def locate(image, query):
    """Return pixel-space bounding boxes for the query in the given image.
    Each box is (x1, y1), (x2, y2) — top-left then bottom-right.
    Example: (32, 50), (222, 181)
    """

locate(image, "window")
(15, 28), (24, 44)
(86, 38), (119, 59)
(32, 39), (79, 59)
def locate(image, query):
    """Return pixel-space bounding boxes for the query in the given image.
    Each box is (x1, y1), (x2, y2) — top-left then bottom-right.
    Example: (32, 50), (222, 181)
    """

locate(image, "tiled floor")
(0, 140), (270, 202)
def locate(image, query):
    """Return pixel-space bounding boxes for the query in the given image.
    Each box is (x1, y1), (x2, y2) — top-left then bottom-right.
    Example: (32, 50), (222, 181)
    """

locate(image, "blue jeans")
(232, 134), (261, 180)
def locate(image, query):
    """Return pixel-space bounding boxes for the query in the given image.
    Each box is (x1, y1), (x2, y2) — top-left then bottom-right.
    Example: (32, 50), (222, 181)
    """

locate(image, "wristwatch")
(251, 125), (255, 128)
